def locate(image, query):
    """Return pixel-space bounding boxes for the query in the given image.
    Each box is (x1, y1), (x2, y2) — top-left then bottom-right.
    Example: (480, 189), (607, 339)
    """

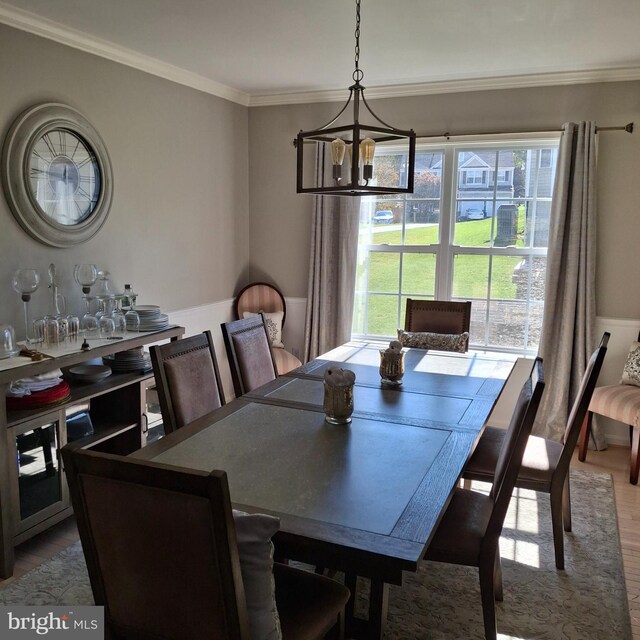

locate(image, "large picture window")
(352, 137), (559, 353)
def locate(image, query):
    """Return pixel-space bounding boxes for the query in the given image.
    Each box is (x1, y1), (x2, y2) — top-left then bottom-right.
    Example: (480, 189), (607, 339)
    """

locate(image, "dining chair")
(424, 358), (544, 640)
(61, 444), (350, 640)
(234, 281), (302, 375)
(463, 333), (609, 570)
(403, 299), (472, 351)
(149, 330), (225, 434)
(579, 332), (640, 484)
(222, 314), (278, 398)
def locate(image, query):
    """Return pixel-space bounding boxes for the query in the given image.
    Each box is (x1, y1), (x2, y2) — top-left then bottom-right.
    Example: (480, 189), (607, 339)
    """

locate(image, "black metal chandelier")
(294, 0), (416, 196)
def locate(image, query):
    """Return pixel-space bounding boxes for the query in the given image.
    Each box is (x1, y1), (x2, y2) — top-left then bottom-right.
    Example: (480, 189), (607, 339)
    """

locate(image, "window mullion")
(436, 146), (456, 300)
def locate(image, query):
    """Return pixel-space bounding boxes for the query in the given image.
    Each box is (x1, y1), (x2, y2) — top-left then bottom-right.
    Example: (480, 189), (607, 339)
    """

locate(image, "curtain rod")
(415, 122), (633, 140)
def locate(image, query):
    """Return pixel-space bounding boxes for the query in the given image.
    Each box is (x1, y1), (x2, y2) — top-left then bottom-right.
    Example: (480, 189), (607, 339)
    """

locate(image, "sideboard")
(0, 325), (184, 578)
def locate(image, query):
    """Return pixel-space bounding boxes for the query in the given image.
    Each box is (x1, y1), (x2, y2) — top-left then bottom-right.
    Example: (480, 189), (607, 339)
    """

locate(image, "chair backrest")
(487, 358), (545, 542)
(558, 332), (610, 468)
(61, 445), (250, 640)
(234, 282), (287, 327)
(404, 299), (472, 335)
(221, 314), (277, 397)
(150, 331), (225, 434)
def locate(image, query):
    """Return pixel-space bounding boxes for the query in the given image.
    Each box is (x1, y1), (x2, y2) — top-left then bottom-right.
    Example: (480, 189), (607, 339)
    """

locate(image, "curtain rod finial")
(625, 122), (634, 134)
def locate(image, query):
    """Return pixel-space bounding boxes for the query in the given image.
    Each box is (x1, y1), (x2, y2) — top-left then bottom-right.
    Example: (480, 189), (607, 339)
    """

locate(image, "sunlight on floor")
(470, 482), (542, 567)
(499, 537), (540, 568)
(503, 487), (540, 534)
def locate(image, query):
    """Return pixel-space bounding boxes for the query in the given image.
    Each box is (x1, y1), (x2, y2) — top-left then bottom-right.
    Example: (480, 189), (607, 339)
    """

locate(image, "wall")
(0, 24), (250, 337)
(248, 81), (640, 320)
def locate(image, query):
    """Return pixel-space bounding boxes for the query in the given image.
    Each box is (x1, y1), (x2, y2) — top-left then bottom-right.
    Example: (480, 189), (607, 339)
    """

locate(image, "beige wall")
(0, 24), (250, 337)
(248, 82), (640, 319)
(2, 21), (639, 334)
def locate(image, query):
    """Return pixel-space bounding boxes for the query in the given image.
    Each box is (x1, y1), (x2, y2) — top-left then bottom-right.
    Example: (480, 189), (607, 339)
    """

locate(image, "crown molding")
(0, 2), (251, 106)
(249, 66), (640, 107)
(1, 2), (639, 110)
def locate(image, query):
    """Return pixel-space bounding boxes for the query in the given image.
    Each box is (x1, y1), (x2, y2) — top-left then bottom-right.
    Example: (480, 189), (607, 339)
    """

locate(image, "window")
(539, 148), (553, 168)
(352, 138), (559, 353)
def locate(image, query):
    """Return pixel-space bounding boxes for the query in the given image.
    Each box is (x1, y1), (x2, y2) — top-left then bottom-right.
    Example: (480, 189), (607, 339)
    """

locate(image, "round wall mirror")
(1, 103), (113, 247)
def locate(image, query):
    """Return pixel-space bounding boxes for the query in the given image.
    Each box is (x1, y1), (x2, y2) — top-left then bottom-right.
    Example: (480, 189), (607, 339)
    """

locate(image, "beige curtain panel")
(534, 121), (604, 447)
(304, 146), (359, 361)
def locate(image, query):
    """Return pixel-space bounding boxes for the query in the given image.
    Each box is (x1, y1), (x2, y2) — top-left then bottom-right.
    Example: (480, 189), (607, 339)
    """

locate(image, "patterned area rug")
(0, 470), (631, 640)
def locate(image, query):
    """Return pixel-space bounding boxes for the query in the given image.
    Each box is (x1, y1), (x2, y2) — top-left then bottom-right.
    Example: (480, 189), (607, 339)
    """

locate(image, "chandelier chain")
(353, 0), (363, 83)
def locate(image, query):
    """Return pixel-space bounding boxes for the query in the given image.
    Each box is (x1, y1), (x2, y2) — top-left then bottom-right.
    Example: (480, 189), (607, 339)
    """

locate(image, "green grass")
(358, 211), (530, 335)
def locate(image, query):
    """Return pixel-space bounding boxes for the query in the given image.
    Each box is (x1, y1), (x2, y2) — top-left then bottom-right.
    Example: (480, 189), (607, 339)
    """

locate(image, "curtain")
(534, 122), (604, 447)
(303, 146), (360, 361)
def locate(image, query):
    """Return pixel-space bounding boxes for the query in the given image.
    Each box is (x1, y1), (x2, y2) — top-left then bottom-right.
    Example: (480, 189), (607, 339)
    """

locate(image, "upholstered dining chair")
(424, 358), (544, 640)
(150, 330), (225, 434)
(579, 331), (640, 484)
(234, 282), (302, 375)
(402, 299), (472, 352)
(463, 333), (609, 570)
(222, 314), (278, 398)
(61, 445), (350, 640)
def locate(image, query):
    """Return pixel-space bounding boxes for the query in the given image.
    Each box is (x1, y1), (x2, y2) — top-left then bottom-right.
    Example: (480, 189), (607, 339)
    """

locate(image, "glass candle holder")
(379, 349), (405, 385)
(323, 382), (354, 424)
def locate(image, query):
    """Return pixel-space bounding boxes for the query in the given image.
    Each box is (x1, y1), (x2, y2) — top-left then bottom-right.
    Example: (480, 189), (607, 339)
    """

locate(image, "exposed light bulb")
(362, 137), (375, 181)
(331, 138), (346, 181)
(331, 138), (346, 165)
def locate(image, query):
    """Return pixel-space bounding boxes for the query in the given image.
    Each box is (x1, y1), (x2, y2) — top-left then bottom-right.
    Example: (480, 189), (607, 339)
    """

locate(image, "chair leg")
(578, 411), (593, 462)
(562, 475), (572, 533)
(630, 425), (640, 485)
(493, 552), (503, 602)
(479, 553), (498, 640)
(550, 484), (565, 570)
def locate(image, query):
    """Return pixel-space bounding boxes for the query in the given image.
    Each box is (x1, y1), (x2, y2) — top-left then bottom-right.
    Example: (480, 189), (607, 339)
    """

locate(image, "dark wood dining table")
(133, 341), (516, 639)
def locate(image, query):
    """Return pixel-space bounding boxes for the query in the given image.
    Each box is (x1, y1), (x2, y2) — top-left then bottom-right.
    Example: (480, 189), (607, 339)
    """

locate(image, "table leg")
(344, 574), (389, 640)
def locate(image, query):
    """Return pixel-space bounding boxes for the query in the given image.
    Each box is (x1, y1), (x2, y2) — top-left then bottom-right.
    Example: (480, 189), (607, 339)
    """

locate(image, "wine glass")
(12, 268), (40, 344)
(111, 295), (127, 335)
(125, 288), (140, 332)
(73, 264), (98, 336)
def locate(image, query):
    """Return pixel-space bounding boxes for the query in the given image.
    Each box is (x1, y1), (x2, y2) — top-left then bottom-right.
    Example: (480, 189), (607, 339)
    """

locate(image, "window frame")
(352, 134), (560, 355)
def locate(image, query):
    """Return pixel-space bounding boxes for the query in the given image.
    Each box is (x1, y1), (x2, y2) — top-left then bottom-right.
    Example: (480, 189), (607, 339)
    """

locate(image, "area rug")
(0, 470), (631, 640)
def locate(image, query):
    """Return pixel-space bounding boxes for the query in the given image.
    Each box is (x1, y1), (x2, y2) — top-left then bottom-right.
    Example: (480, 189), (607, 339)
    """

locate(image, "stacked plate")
(69, 364), (112, 384)
(103, 347), (152, 373)
(6, 381), (71, 410)
(129, 305), (170, 332)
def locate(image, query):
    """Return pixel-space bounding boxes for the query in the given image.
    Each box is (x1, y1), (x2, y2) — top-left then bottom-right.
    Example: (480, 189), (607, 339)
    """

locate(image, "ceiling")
(1, 0), (640, 106)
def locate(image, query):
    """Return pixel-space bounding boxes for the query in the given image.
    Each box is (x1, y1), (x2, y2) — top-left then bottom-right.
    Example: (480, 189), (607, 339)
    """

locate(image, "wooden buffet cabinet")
(0, 325), (184, 578)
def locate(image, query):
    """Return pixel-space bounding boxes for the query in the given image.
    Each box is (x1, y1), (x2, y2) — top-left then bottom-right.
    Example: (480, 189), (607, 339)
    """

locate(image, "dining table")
(133, 340), (518, 639)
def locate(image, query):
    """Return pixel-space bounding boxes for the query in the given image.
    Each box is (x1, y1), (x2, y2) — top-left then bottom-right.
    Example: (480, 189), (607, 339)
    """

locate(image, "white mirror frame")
(1, 103), (113, 248)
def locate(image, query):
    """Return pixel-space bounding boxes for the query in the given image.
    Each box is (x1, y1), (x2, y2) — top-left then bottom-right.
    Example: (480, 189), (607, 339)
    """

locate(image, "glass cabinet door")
(13, 419), (67, 531)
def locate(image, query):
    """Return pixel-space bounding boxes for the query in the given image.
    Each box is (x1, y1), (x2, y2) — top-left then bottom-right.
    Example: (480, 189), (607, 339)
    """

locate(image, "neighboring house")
(457, 150), (515, 216)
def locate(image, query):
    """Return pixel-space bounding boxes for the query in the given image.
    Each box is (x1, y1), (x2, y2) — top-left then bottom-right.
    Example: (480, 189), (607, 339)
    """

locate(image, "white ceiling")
(1, 0), (640, 106)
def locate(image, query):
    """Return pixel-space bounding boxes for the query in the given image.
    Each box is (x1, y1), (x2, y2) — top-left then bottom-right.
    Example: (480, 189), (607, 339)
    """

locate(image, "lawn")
(357, 211), (529, 335)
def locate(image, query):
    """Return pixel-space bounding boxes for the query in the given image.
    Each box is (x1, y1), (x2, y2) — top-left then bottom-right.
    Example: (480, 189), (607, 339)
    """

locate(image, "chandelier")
(294, 0), (416, 196)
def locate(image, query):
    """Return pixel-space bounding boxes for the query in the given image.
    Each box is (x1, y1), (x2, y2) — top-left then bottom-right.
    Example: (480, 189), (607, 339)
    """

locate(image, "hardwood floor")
(1, 445), (638, 637)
